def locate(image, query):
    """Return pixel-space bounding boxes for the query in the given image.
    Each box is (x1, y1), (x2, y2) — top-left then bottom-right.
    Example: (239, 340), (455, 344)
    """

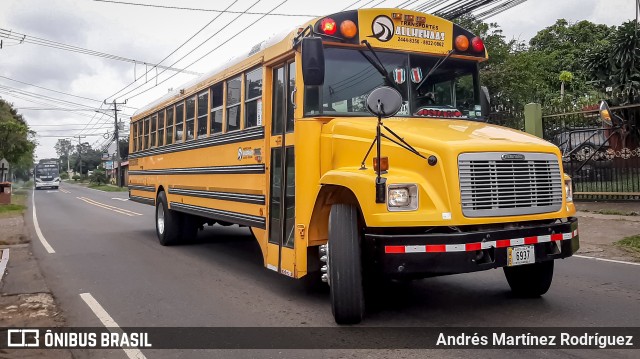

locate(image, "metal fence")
(542, 104), (640, 200)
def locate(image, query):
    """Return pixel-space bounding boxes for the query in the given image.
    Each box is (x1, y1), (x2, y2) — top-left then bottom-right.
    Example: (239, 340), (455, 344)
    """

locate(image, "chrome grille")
(458, 152), (563, 217)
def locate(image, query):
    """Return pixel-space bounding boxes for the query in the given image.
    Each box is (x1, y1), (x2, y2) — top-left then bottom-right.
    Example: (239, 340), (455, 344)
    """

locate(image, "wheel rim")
(157, 204), (165, 235)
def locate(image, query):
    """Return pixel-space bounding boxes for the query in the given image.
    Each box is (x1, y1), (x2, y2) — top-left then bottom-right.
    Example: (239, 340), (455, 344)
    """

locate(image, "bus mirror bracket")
(301, 37), (325, 86)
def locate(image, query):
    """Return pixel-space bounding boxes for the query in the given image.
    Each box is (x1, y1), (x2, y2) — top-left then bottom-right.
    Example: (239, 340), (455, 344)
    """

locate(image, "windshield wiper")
(359, 40), (402, 93)
(415, 50), (454, 92)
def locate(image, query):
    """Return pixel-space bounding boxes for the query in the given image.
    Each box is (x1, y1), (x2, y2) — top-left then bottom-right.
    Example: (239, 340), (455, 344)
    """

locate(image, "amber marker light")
(320, 18), (337, 35)
(404, 15), (414, 22)
(340, 20), (358, 38)
(392, 13), (403, 20)
(455, 35), (469, 51)
(373, 157), (389, 172)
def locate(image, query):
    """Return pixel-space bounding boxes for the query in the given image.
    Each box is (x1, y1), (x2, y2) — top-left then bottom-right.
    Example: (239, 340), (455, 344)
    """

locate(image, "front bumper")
(35, 182), (59, 188)
(365, 217), (579, 279)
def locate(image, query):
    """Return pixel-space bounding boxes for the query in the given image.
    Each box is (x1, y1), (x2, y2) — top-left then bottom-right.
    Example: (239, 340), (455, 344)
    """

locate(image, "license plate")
(508, 245), (535, 266)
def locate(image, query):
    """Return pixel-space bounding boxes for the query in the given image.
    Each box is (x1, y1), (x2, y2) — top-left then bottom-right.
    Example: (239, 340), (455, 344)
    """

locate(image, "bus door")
(266, 60), (296, 277)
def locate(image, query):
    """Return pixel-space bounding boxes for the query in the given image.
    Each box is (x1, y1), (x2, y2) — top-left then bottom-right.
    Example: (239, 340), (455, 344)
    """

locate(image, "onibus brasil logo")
(370, 15), (394, 42)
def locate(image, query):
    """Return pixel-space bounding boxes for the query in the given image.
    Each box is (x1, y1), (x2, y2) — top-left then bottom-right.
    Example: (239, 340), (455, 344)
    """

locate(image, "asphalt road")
(26, 182), (640, 358)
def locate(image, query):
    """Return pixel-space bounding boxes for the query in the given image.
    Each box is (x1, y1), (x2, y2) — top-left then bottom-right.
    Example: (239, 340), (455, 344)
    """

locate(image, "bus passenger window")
(244, 68), (262, 128)
(286, 62), (295, 133)
(185, 96), (195, 141)
(150, 115), (157, 148)
(226, 76), (241, 132)
(197, 91), (209, 138)
(143, 118), (150, 150)
(132, 123), (138, 152)
(158, 110), (165, 146)
(136, 122), (142, 151)
(166, 106), (174, 145)
(175, 103), (184, 143)
(210, 83), (223, 134)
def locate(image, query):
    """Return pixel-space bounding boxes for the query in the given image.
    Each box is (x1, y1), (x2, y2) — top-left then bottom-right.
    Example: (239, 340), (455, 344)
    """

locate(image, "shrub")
(72, 175), (81, 182)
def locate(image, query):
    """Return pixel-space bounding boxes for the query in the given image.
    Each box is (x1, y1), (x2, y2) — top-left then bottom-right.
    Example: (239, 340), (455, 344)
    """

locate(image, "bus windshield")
(304, 47), (481, 119)
(36, 165), (59, 178)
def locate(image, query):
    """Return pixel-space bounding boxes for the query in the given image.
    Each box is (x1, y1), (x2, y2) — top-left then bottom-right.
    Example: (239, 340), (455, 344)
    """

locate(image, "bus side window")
(210, 83), (223, 134)
(197, 91), (209, 139)
(175, 102), (184, 143)
(226, 76), (241, 132)
(143, 117), (150, 150)
(166, 106), (174, 145)
(150, 115), (157, 148)
(286, 62), (295, 133)
(158, 110), (165, 146)
(244, 68), (262, 128)
(132, 123), (137, 152)
(136, 122), (142, 151)
(185, 96), (196, 141)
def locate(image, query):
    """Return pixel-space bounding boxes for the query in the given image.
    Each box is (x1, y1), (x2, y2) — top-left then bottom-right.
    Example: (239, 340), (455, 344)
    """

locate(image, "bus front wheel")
(156, 191), (181, 246)
(328, 203), (365, 324)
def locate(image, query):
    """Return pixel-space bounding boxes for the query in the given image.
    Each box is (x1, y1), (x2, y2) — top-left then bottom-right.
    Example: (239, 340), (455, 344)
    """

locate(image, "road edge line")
(32, 191), (56, 254)
(79, 293), (148, 359)
(574, 254), (640, 266)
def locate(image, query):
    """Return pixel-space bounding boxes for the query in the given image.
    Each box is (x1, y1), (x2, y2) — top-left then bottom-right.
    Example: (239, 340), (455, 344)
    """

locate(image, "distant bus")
(34, 161), (60, 189)
(128, 8), (578, 324)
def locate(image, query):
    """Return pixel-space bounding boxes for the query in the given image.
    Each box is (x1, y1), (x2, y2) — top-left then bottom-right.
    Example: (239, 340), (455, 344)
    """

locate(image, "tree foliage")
(0, 99), (36, 180)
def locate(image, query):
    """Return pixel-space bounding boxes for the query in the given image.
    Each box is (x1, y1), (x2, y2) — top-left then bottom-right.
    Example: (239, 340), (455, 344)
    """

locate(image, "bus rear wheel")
(328, 203), (365, 324)
(503, 260), (554, 297)
(156, 191), (181, 246)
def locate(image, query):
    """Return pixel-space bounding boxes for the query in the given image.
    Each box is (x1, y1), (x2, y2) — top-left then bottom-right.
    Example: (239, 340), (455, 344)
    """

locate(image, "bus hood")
(324, 117), (558, 155)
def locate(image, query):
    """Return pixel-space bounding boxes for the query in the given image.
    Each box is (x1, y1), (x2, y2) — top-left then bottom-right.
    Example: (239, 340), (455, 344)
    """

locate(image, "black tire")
(156, 191), (181, 246)
(329, 204), (365, 324)
(504, 260), (554, 297)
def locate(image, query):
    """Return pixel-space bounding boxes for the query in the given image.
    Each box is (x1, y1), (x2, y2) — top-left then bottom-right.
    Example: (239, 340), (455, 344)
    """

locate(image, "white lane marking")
(46, 190), (59, 193)
(112, 198), (129, 201)
(59, 188), (71, 194)
(0, 249), (9, 283)
(32, 191), (56, 254)
(80, 293), (148, 359)
(574, 255), (640, 267)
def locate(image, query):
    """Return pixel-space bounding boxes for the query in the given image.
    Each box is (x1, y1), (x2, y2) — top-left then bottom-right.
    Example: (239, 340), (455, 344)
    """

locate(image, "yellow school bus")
(128, 8), (579, 324)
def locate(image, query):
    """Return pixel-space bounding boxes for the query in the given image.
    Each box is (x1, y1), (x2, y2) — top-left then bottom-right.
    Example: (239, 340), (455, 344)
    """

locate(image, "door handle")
(290, 87), (297, 110)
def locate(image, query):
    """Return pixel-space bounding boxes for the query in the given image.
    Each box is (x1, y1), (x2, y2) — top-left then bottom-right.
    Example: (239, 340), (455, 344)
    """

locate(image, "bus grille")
(458, 152), (563, 217)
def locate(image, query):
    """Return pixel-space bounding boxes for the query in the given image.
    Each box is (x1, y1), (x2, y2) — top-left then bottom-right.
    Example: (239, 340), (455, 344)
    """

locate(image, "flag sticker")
(394, 68), (406, 84)
(411, 67), (423, 83)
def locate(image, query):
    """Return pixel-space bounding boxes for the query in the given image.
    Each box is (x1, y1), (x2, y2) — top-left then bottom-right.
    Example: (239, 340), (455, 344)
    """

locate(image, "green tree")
(89, 167), (107, 185)
(0, 99), (36, 180)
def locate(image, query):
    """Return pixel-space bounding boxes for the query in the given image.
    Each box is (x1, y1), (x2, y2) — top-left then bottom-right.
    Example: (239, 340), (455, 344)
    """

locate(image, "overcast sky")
(0, 0), (636, 160)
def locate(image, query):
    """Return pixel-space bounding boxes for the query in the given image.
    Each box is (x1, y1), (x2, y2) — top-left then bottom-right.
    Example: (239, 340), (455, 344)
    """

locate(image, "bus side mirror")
(301, 37), (325, 86)
(480, 85), (490, 118)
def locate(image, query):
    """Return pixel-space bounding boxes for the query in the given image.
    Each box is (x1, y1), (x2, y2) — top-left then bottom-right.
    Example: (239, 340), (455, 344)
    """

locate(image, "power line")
(91, 0), (318, 17)
(0, 28), (202, 76)
(0, 75), (102, 104)
(105, 0), (243, 102)
(121, 0), (282, 101)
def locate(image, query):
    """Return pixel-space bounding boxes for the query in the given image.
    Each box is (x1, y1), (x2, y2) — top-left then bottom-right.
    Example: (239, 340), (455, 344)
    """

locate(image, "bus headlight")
(387, 184), (418, 211)
(565, 178), (573, 202)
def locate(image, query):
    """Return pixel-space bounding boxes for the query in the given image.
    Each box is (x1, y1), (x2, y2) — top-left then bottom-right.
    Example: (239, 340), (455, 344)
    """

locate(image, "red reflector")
(524, 236), (538, 245)
(385, 246), (405, 254)
(551, 233), (563, 241)
(465, 242), (482, 251)
(320, 18), (337, 35)
(471, 37), (484, 52)
(426, 245), (446, 253)
(496, 239), (511, 248)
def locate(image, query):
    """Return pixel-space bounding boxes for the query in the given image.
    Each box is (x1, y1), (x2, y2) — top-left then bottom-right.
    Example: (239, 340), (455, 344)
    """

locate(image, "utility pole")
(107, 100), (127, 187)
(75, 135), (86, 176)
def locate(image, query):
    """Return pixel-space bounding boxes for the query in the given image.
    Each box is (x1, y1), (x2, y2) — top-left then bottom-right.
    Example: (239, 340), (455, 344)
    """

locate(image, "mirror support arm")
(375, 106), (386, 204)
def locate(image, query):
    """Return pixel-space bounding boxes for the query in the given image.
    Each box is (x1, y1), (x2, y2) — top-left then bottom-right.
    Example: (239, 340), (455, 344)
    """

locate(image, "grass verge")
(615, 235), (640, 253)
(0, 192), (27, 217)
(594, 209), (639, 216)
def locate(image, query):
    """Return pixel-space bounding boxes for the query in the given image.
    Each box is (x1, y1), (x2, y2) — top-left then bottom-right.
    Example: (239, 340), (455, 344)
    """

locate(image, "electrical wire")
(124, 0), (291, 101)
(0, 29), (202, 76)
(91, 0), (317, 17)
